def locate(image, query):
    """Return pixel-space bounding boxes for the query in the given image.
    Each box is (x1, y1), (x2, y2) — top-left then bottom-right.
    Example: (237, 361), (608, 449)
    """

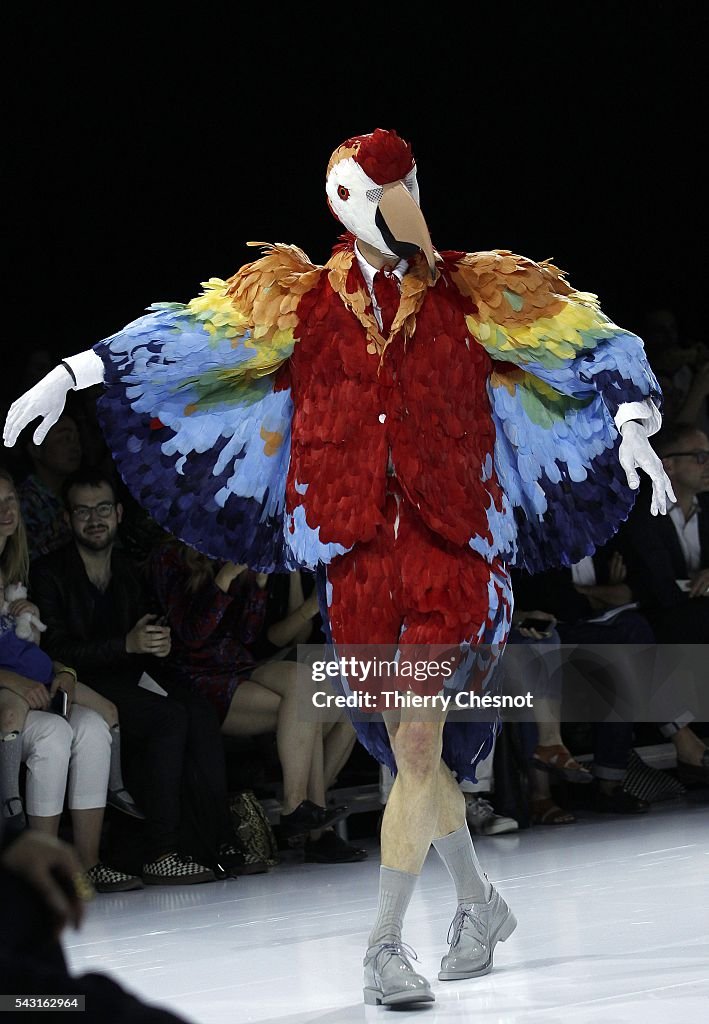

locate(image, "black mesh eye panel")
(366, 187), (384, 203)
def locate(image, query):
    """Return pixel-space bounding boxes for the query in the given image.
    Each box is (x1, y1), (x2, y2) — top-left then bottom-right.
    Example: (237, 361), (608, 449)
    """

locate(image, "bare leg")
(381, 716), (446, 873)
(70, 807), (105, 868)
(0, 690), (30, 821)
(221, 662), (319, 814)
(672, 725), (708, 766)
(27, 813), (62, 835)
(307, 723), (326, 807)
(73, 682), (118, 727)
(0, 690), (30, 732)
(533, 697), (564, 748)
(323, 716), (357, 792)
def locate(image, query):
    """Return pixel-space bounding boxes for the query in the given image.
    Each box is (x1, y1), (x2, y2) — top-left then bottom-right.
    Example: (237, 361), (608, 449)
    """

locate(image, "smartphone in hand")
(49, 688), (68, 717)
(518, 618), (553, 635)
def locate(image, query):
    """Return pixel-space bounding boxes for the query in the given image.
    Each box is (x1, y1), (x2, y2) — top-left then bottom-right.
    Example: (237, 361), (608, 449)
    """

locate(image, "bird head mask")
(326, 129), (436, 277)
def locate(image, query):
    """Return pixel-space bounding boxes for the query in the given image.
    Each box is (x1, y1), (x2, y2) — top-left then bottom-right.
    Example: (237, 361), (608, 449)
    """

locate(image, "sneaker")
(142, 852), (215, 886)
(85, 862), (144, 893)
(465, 796), (518, 836)
(107, 788), (145, 820)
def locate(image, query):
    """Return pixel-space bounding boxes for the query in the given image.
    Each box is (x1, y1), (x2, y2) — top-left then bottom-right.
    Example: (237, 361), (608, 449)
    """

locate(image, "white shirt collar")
(354, 240), (408, 294)
(668, 498), (699, 523)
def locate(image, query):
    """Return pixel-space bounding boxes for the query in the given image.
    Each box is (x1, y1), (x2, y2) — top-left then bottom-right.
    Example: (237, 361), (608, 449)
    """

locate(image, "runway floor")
(64, 801), (709, 1024)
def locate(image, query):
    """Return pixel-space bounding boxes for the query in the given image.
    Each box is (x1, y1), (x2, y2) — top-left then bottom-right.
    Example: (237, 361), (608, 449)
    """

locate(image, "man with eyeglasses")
(618, 423), (709, 786)
(28, 470), (220, 885)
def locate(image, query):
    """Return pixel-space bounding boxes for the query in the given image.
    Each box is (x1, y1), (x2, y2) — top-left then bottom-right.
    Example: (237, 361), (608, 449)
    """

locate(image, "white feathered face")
(326, 157), (421, 258)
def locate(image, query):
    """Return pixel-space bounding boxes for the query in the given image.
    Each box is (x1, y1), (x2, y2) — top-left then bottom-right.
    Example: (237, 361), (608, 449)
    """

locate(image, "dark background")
(3, 2), (707, 378)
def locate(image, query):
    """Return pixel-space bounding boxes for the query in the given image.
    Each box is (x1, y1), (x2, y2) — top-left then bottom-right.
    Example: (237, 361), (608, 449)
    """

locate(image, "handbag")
(229, 790), (279, 867)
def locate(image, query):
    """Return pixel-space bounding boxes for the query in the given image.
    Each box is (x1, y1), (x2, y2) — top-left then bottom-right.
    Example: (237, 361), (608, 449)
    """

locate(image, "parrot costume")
(11, 129), (663, 783)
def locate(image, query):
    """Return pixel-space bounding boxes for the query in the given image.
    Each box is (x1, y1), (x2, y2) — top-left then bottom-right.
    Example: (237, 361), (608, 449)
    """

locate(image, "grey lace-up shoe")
(363, 941), (435, 1006)
(439, 888), (517, 980)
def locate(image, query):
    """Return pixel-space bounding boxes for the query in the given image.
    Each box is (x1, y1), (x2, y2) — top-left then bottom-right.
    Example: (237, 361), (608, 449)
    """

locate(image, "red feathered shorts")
(323, 481), (511, 702)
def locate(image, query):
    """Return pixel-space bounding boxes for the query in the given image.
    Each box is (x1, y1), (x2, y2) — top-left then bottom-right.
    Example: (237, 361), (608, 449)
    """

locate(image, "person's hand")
(1, 831), (91, 934)
(513, 609), (556, 640)
(688, 568), (709, 599)
(51, 671), (77, 710)
(7, 598), (41, 620)
(19, 678), (51, 710)
(300, 592), (320, 619)
(3, 364), (74, 447)
(125, 613), (171, 656)
(607, 551), (627, 584)
(618, 421), (676, 515)
(215, 562), (248, 592)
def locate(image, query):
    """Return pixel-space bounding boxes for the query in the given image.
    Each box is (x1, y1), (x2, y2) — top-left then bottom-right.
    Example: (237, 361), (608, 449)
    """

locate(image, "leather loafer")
(363, 941), (434, 1006)
(107, 788), (146, 820)
(676, 751), (709, 788)
(439, 888), (517, 981)
(594, 787), (650, 814)
(279, 800), (347, 838)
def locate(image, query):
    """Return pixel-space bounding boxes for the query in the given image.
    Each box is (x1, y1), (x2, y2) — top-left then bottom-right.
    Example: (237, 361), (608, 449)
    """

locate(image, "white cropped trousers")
(21, 705), (110, 816)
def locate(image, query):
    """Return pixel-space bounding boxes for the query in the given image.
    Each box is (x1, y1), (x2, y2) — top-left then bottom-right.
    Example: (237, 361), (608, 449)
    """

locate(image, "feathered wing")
(95, 243), (322, 571)
(452, 251), (662, 573)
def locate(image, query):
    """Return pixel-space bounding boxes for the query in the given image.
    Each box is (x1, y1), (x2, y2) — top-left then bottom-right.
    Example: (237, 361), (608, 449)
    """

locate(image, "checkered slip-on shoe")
(142, 852), (215, 886)
(85, 862), (144, 893)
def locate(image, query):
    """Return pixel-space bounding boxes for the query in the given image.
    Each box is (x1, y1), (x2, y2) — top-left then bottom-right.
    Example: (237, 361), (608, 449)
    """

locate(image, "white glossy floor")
(64, 802), (709, 1024)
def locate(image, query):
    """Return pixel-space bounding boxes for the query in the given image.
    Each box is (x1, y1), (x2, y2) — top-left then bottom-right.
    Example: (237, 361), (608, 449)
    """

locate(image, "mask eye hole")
(337, 185), (350, 201)
(366, 187), (384, 203)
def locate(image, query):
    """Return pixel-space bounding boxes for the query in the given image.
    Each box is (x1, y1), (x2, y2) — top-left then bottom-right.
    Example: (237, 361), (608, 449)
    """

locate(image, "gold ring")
(72, 872), (96, 902)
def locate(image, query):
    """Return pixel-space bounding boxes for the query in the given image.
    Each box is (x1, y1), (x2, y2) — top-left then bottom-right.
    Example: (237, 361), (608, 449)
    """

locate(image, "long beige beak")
(378, 181), (436, 280)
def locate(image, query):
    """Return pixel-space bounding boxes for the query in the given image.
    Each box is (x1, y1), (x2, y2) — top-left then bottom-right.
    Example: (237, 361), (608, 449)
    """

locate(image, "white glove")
(3, 364), (74, 447)
(618, 420), (676, 516)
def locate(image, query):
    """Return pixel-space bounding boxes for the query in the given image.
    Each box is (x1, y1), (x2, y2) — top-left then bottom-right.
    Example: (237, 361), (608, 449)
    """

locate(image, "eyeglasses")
(70, 501), (115, 521)
(663, 451), (709, 465)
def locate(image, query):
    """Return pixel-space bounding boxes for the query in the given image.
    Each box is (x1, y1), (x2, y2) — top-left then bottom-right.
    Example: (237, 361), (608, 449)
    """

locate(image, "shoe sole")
(142, 873), (215, 886)
(481, 823), (519, 835)
(531, 759), (594, 784)
(438, 908), (518, 981)
(363, 987), (435, 1006)
(95, 879), (144, 893)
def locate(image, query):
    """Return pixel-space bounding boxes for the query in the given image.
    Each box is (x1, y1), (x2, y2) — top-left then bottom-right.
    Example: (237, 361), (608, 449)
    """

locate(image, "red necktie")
(373, 268), (401, 335)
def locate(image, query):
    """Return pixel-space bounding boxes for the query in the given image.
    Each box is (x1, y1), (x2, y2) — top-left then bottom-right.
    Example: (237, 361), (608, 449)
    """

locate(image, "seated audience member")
(29, 470), (227, 885)
(250, 569), (324, 661)
(19, 414), (82, 560)
(0, 467), (141, 830)
(506, 611), (591, 826)
(0, 827), (189, 1022)
(0, 473), (140, 892)
(511, 547), (655, 814)
(149, 542), (364, 860)
(250, 568), (364, 860)
(618, 423), (709, 785)
(0, 658), (141, 894)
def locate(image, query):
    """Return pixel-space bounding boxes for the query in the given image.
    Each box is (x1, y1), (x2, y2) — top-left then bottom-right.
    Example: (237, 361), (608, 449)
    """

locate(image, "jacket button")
(379, 413), (387, 423)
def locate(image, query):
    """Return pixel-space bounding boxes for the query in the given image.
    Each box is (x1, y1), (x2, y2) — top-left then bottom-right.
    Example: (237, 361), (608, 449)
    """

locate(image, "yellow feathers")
(454, 250), (619, 370)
